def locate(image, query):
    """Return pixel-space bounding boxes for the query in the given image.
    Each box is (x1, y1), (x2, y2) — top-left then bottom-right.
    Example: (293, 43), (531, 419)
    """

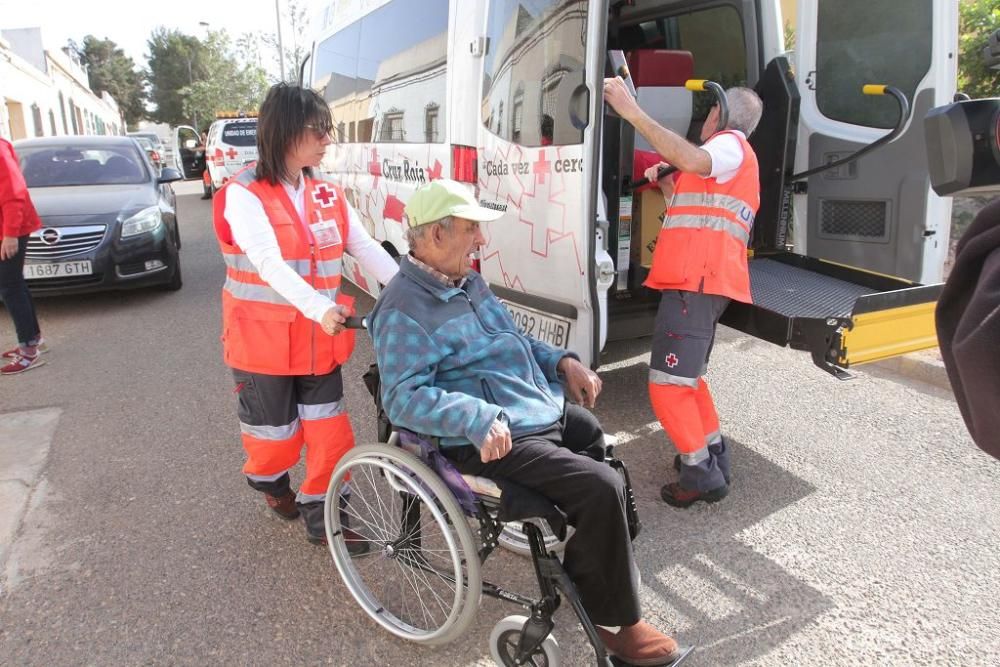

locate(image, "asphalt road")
(1, 181), (998, 666)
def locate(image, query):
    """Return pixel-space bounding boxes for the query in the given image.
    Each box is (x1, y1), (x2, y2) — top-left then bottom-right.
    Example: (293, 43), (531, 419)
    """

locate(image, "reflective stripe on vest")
(661, 214), (751, 245)
(670, 192), (756, 223)
(221, 252), (343, 280)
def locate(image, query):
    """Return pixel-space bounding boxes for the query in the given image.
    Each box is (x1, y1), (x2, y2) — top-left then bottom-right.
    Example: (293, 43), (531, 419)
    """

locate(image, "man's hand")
(644, 162), (675, 199)
(320, 303), (353, 335)
(0, 236), (18, 261)
(558, 356), (602, 408)
(480, 417), (512, 463)
(604, 77), (641, 122)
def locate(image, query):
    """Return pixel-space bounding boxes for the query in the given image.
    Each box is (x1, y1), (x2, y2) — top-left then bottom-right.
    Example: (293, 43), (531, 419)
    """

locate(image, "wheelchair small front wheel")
(490, 615), (561, 667)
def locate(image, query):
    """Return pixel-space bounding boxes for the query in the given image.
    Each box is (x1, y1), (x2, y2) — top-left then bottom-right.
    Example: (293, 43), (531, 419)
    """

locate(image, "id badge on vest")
(310, 216), (342, 249)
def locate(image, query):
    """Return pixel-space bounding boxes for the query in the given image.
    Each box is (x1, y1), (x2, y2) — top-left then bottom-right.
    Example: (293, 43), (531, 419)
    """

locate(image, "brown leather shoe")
(264, 491), (300, 520)
(596, 621), (680, 666)
(660, 482), (728, 508)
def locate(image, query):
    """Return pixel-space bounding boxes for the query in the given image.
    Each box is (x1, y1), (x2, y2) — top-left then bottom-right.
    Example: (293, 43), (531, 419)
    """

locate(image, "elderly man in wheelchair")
(324, 180), (690, 666)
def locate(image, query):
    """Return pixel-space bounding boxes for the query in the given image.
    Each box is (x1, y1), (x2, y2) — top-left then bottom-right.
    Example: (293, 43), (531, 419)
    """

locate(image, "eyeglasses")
(304, 123), (334, 139)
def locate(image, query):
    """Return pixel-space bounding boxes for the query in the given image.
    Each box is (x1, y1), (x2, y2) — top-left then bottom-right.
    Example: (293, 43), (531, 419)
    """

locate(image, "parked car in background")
(126, 131), (167, 159)
(133, 136), (166, 172)
(15, 136), (184, 295)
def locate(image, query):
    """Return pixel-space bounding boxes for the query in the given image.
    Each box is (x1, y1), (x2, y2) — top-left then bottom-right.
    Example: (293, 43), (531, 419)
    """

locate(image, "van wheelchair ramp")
(720, 252), (942, 379)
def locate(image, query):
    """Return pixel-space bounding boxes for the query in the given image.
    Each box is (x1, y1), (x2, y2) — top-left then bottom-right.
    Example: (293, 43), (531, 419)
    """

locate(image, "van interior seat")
(625, 50), (694, 150)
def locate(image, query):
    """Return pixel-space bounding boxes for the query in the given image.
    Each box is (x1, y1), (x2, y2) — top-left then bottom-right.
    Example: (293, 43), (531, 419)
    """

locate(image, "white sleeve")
(225, 185), (334, 324)
(345, 202), (400, 286)
(702, 133), (745, 184)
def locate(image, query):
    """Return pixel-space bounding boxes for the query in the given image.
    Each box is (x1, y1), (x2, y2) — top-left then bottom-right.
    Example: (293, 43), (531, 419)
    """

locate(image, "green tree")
(180, 30), (269, 133)
(958, 0), (1000, 99)
(72, 36), (147, 128)
(146, 27), (207, 127)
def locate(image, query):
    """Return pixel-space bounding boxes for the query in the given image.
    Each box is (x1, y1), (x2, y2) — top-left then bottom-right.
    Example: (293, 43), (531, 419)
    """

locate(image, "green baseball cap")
(404, 179), (504, 228)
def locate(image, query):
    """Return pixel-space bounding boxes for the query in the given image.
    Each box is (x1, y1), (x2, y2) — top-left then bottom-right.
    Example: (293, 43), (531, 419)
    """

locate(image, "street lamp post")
(275, 0), (286, 82)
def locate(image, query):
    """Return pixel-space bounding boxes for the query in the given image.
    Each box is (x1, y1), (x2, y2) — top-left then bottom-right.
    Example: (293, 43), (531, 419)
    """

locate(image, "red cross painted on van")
(312, 183), (338, 208)
(532, 150), (551, 185)
(225, 147), (239, 160)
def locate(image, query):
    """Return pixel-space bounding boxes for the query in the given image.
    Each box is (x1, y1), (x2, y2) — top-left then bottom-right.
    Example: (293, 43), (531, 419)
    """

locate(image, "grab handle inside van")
(789, 85), (910, 181)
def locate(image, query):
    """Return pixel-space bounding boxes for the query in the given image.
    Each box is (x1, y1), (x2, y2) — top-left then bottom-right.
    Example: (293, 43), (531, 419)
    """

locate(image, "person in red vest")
(213, 84), (398, 550)
(605, 78), (763, 508)
(0, 137), (46, 375)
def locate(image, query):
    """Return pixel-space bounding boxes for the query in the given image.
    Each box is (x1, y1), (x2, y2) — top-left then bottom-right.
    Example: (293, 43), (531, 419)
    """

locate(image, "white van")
(204, 115), (259, 194)
(308, 0), (956, 376)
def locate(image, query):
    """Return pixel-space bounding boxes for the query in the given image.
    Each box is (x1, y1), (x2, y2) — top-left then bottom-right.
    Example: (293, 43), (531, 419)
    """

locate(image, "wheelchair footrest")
(610, 645), (694, 667)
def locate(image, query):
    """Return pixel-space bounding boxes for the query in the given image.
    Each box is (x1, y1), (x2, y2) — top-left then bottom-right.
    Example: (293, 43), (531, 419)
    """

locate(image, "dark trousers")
(0, 236), (40, 346)
(444, 404), (641, 627)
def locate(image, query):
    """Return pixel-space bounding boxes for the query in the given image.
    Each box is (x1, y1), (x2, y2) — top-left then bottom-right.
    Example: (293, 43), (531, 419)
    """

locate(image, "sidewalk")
(0, 407), (60, 594)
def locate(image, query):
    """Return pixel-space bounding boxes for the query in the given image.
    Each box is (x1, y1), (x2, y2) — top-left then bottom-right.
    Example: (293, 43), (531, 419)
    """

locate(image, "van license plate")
(502, 302), (572, 349)
(24, 260), (93, 279)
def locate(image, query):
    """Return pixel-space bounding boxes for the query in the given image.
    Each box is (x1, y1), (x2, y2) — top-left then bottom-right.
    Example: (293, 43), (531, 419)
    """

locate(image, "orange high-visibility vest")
(213, 166), (355, 376)
(644, 131), (759, 303)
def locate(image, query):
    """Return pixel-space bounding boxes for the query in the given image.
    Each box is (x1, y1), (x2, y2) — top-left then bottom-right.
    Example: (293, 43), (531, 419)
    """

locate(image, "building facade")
(0, 27), (124, 142)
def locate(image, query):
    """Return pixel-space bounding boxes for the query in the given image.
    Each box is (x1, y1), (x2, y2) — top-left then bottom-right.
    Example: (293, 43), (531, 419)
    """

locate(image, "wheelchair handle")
(343, 315), (368, 330)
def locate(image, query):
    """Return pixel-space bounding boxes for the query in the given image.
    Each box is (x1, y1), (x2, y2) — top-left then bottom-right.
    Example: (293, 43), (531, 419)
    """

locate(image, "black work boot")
(660, 481), (729, 508)
(299, 498), (371, 556)
(247, 473), (300, 519)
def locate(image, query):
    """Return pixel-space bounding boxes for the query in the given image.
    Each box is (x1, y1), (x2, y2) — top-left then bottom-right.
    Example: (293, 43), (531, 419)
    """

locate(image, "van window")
(482, 0), (588, 147)
(627, 5), (748, 128)
(222, 121), (257, 147)
(815, 0), (932, 129)
(313, 0), (449, 144)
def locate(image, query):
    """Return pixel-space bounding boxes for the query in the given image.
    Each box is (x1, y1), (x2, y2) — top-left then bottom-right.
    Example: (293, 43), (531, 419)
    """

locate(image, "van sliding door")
(476, 0), (605, 366)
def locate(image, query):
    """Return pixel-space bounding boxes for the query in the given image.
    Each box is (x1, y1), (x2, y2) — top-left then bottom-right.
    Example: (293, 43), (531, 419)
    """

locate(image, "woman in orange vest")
(213, 83), (398, 550)
(605, 79), (763, 508)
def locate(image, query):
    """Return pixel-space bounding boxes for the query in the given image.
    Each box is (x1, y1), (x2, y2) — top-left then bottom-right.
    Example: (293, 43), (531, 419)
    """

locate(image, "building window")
(59, 92), (68, 134)
(31, 105), (44, 137)
(424, 105), (439, 143)
(379, 111), (404, 142)
(49, 110), (57, 135)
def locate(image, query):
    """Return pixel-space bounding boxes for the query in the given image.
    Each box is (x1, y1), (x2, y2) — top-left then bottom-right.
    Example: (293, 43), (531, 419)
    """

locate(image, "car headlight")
(120, 206), (162, 239)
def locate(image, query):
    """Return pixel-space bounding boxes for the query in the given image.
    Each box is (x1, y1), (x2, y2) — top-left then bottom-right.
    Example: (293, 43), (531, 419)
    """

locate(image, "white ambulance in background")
(308, 0), (957, 377)
(204, 114), (259, 195)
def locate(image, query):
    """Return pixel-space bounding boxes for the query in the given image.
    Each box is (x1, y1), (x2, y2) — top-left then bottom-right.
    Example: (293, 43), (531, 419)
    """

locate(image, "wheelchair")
(322, 363), (693, 666)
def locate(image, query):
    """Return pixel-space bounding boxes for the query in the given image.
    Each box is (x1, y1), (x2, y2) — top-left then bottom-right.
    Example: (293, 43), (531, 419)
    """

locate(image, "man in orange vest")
(213, 84), (398, 549)
(605, 78), (763, 508)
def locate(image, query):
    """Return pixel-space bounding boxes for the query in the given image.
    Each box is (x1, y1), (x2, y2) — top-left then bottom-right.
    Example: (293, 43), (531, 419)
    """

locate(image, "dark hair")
(256, 83), (332, 185)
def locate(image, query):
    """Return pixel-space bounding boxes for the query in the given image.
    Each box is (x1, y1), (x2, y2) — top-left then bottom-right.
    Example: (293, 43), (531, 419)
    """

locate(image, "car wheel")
(159, 259), (183, 291)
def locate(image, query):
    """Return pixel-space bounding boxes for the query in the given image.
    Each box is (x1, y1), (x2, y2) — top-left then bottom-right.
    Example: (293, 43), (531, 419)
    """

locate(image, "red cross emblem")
(665, 353), (679, 368)
(532, 150), (551, 185)
(225, 147), (239, 160)
(312, 183), (338, 208)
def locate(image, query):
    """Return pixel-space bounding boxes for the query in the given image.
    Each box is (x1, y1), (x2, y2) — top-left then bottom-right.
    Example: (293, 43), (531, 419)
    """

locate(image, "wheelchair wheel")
(497, 521), (570, 558)
(325, 443), (481, 646)
(489, 615), (561, 666)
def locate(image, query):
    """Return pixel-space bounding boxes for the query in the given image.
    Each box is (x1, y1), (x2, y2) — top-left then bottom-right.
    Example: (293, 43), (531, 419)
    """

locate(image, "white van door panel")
(476, 0), (602, 365)
(793, 0), (956, 284)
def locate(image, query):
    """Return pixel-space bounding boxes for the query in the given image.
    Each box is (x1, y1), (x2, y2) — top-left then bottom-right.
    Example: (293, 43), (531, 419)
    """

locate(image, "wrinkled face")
(425, 217), (487, 281)
(286, 120), (333, 171)
(701, 103), (721, 143)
